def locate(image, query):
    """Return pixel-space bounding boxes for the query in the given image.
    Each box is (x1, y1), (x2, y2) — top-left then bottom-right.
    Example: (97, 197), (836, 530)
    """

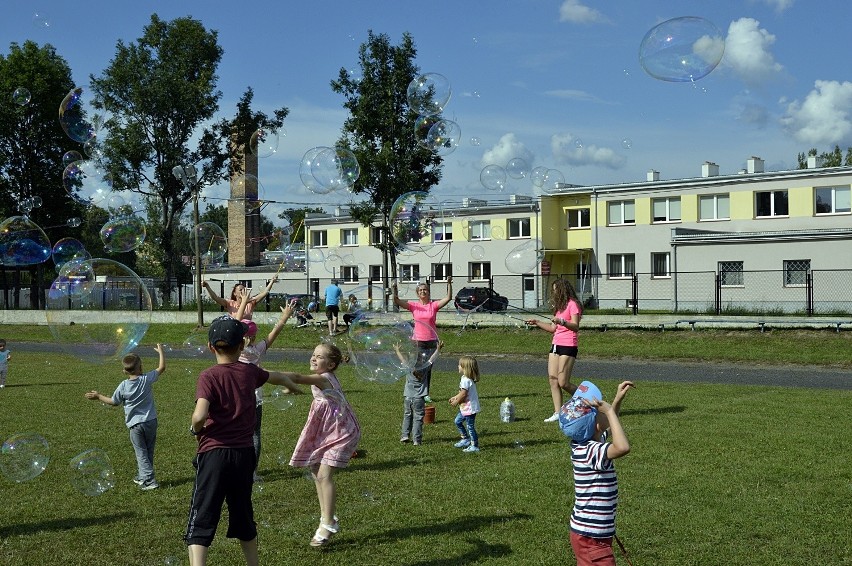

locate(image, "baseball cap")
(558, 380), (603, 443)
(241, 319), (258, 338)
(208, 315), (246, 348)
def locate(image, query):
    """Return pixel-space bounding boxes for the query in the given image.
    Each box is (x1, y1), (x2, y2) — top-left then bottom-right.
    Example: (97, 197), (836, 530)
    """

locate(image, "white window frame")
(815, 186), (852, 215)
(370, 226), (386, 245)
(699, 194), (730, 221)
(468, 261), (491, 282)
(652, 197), (681, 223)
(568, 208), (590, 229)
(607, 254), (635, 279)
(340, 228), (358, 246)
(341, 265), (359, 283)
(433, 221), (453, 242)
(432, 263), (452, 282)
(399, 264), (420, 282)
(469, 220), (491, 241)
(508, 218), (531, 239)
(310, 230), (328, 247)
(651, 252), (671, 278)
(608, 200), (635, 226)
(755, 190), (789, 218)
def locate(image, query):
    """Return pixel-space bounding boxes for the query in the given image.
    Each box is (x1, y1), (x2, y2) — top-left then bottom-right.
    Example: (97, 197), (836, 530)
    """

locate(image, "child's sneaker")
(544, 412), (559, 423)
(132, 477), (145, 486)
(454, 438), (471, 448)
(462, 445), (481, 453)
(140, 479), (159, 490)
(400, 436), (410, 443)
(424, 396), (433, 403)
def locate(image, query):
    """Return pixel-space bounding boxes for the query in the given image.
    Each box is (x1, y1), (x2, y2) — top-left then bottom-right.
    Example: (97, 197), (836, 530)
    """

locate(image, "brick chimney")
(228, 138), (261, 267)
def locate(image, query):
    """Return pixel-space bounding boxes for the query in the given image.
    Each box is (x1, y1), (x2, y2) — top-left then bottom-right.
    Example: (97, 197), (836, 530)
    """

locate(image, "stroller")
(295, 301), (318, 328)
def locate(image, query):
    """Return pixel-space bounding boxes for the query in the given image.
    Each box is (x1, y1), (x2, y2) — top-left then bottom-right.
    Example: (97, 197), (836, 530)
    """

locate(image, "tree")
(278, 207), (325, 245)
(89, 14), (231, 296)
(797, 145), (852, 168)
(330, 31), (442, 304)
(0, 40), (86, 241)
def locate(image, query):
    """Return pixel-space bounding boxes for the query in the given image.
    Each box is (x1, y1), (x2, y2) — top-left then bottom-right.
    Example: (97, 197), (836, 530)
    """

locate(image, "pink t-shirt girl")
(552, 300), (582, 347)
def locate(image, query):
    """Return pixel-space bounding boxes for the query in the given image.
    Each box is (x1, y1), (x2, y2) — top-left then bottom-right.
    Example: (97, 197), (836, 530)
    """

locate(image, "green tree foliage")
(0, 40), (86, 236)
(330, 31), (442, 290)
(89, 14), (230, 293)
(278, 207), (325, 245)
(796, 145), (852, 168)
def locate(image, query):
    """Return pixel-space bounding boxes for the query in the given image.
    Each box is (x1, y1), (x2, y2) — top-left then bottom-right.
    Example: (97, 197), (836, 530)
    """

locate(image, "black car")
(453, 287), (509, 312)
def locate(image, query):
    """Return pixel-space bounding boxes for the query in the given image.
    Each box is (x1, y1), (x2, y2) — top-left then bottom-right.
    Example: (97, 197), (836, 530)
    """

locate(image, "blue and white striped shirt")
(570, 439), (618, 538)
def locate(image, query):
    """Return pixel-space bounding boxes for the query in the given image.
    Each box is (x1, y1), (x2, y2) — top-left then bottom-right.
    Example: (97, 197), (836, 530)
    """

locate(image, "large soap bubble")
(480, 165), (507, 192)
(530, 166), (548, 187)
(299, 146), (333, 195)
(249, 127), (282, 158)
(52, 237), (90, 273)
(506, 157), (530, 179)
(0, 215), (52, 266)
(407, 73), (452, 116)
(190, 222), (227, 266)
(62, 150), (83, 166)
(58, 87), (96, 143)
(46, 258), (153, 363)
(390, 192), (441, 253)
(69, 449), (115, 496)
(505, 238), (544, 274)
(100, 214), (147, 253)
(311, 147), (360, 192)
(347, 313), (414, 384)
(414, 115), (442, 149)
(426, 120), (461, 156)
(12, 87), (32, 106)
(62, 160), (112, 207)
(639, 16), (725, 82)
(0, 433), (50, 482)
(542, 169), (565, 192)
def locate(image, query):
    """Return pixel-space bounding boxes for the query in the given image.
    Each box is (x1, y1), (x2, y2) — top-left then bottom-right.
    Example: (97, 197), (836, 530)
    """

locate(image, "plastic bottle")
(499, 397), (515, 423)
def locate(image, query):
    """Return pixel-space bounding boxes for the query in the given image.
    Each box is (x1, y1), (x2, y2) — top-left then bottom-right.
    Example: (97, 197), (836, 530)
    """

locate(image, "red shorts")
(570, 531), (615, 566)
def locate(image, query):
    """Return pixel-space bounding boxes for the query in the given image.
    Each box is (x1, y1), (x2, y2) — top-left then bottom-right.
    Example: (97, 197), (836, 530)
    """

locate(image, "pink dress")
(289, 372), (361, 468)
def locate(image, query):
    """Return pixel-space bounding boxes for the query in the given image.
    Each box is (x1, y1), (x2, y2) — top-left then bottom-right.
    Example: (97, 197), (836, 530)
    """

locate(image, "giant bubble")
(0, 433), (50, 483)
(639, 16), (725, 82)
(0, 215), (52, 266)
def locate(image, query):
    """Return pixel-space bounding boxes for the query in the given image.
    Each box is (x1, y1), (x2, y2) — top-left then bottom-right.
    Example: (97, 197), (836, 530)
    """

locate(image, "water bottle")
(500, 397), (515, 423)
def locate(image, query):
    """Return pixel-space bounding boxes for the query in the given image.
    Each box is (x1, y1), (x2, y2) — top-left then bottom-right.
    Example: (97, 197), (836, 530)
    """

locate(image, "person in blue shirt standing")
(324, 280), (343, 335)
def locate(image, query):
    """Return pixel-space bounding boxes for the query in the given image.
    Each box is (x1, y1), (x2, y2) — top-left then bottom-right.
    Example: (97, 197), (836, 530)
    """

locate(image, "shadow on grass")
(0, 382), (80, 388)
(621, 405), (686, 416)
(0, 511), (136, 538)
(478, 392), (541, 401)
(403, 539), (514, 565)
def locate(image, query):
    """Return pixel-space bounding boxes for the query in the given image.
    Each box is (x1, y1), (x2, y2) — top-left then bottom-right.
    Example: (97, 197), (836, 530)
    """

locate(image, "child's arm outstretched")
(265, 299), (298, 348)
(233, 287), (252, 320)
(610, 380), (634, 416)
(524, 317), (557, 334)
(270, 370), (330, 391)
(84, 390), (118, 406)
(265, 371), (308, 394)
(586, 398), (631, 460)
(427, 340), (444, 366)
(202, 280), (229, 308)
(251, 276), (278, 304)
(154, 343), (166, 376)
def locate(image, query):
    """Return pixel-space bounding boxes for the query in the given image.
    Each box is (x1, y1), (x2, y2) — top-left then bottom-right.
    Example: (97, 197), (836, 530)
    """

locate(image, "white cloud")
(558, 0), (607, 24)
(753, 0), (795, 12)
(780, 80), (852, 146)
(480, 133), (535, 169)
(550, 133), (626, 170)
(723, 18), (784, 85)
(543, 89), (603, 103)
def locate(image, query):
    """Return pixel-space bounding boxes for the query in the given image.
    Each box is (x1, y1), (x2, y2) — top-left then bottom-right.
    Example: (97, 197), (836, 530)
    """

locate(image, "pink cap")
(241, 319), (258, 338)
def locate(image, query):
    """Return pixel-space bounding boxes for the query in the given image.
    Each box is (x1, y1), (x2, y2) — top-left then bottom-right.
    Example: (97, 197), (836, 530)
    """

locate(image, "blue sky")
(4, 0), (852, 221)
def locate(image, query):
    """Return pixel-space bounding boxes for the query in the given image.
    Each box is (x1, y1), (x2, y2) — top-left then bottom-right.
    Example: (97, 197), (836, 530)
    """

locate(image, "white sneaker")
(454, 438), (471, 448)
(463, 445), (481, 453)
(544, 412), (559, 423)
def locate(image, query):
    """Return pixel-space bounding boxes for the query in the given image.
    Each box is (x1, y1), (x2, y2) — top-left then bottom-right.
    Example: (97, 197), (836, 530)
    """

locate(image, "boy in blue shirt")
(85, 344), (167, 490)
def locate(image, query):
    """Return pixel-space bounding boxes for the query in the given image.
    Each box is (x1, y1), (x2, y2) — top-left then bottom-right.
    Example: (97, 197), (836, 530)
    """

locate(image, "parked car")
(453, 287), (509, 312)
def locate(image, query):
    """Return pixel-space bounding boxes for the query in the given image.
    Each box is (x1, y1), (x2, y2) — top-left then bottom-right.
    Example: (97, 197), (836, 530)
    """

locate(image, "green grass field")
(1, 326), (851, 565)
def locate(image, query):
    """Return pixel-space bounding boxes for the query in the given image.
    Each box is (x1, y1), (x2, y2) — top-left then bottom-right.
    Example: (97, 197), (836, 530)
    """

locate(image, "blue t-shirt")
(0, 350), (9, 368)
(111, 369), (160, 428)
(325, 284), (342, 306)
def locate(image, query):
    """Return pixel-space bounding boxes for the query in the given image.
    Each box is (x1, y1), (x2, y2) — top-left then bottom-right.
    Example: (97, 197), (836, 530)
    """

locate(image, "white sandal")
(310, 519), (339, 547)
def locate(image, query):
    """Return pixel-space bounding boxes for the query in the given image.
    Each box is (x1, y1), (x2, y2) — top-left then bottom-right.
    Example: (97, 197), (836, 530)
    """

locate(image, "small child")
(559, 380), (634, 566)
(448, 355), (481, 453)
(84, 344), (167, 490)
(280, 342), (361, 547)
(400, 341), (443, 446)
(0, 339), (10, 388)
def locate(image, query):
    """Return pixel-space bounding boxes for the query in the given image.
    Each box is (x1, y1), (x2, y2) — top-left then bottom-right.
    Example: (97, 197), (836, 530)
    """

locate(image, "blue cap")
(558, 380), (603, 443)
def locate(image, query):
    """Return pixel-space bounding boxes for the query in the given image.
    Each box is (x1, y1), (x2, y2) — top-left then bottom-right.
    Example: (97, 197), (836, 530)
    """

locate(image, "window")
(432, 263), (452, 282)
(369, 265), (383, 282)
(310, 230), (327, 247)
(608, 200), (635, 226)
(468, 261), (491, 281)
(651, 252), (671, 278)
(370, 226), (386, 245)
(399, 264), (420, 282)
(341, 265), (359, 283)
(568, 208), (590, 229)
(433, 222), (453, 241)
(719, 261), (744, 287)
(340, 228), (358, 246)
(755, 190), (788, 218)
(508, 218), (531, 238)
(815, 186), (852, 215)
(652, 197), (681, 223)
(607, 254), (635, 278)
(783, 259), (810, 287)
(469, 220), (491, 241)
(699, 194), (730, 221)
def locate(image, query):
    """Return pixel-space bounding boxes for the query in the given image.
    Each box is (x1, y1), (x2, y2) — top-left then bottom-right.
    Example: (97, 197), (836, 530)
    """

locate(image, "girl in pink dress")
(525, 278), (583, 422)
(282, 342), (361, 547)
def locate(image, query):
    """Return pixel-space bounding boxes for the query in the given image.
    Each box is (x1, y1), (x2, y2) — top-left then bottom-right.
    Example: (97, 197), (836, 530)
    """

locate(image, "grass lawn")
(0, 325), (851, 565)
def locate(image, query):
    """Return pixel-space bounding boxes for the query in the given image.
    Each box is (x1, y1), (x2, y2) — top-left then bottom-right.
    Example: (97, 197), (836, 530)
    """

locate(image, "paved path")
(17, 342), (850, 390)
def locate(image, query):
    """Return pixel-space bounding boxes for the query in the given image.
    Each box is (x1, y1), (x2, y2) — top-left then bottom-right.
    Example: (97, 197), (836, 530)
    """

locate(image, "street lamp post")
(172, 164), (204, 328)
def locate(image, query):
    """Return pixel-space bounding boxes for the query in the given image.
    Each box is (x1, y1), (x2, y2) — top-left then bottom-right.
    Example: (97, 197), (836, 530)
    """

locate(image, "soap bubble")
(506, 157), (530, 179)
(505, 238), (544, 274)
(389, 192), (441, 253)
(639, 16), (725, 82)
(62, 160), (113, 207)
(181, 332), (209, 357)
(59, 87), (96, 143)
(407, 73), (452, 116)
(414, 115), (442, 149)
(299, 146), (333, 195)
(530, 166), (548, 187)
(491, 225), (505, 240)
(190, 222), (227, 266)
(52, 237), (90, 273)
(32, 11), (51, 29)
(322, 388), (350, 421)
(311, 147), (360, 191)
(265, 386), (295, 410)
(471, 245), (485, 260)
(543, 169), (565, 192)
(426, 119), (461, 156)
(100, 214), (147, 253)
(470, 136), (481, 146)
(69, 448), (115, 496)
(12, 87), (31, 106)
(62, 150), (83, 166)
(621, 138), (633, 149)
(347, 313), (413, 383)
(66, 217), (82, 228)
(0, 215), (52, 266)
(480, 165), (507, 192)
(232, 173), (264, 203)
(46, 258), (152, 363)
(0, 433), (50, 482)
(249, 127), (282, 158)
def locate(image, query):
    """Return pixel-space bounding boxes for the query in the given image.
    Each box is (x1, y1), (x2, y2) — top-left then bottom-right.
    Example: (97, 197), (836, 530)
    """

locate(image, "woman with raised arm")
(202, 276), (278, 320)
